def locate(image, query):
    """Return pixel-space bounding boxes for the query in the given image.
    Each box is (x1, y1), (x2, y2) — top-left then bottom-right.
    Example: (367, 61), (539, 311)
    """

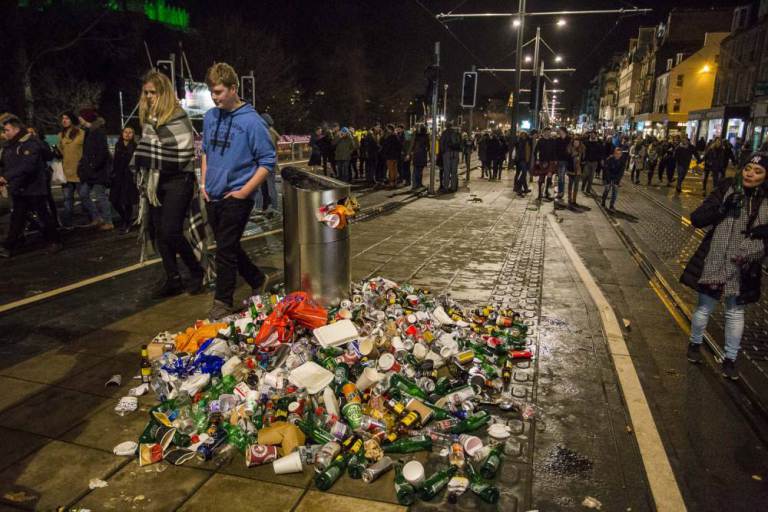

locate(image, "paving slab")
(0, 350), (107, 385)
(178, 473), (304, 511)
(217, 451), (315, 488)
(0, 440), (125, 511)
(59, 399), (155, 453)
(74, 460), (211, 511)
(295, 490), (406, 512)
(0, 377), (49, 414)
(0, 428), (50, 473)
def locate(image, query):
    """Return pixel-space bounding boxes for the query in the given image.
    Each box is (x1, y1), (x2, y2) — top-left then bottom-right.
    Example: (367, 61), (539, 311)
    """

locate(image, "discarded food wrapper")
(581, 496), (603, 510)
(138, 443), (164, 467)
(113, 441), (138, 456)
(88, 478), (108, 490)
(313, 319), (359, 348)
(288, 361), (334, 394)
(447, 475), (469, 495)
(488, 423), (513, 440)
(114, 396), (138, 416)
(128, 383), (149, 397)
(104, 374), (122, 387)
(164, 447), (196, 466)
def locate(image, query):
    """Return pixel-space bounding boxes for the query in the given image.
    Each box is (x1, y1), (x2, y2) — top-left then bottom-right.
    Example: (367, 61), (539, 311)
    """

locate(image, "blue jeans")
(557, 160), (568, 196)
(61, 182), (98, 226)
(676, 164), (688, 190)
(412, 165), (424, 189)
(80, 183), (112, 224)
(441, 151), (459, 191)
(690, 292), (745, 361)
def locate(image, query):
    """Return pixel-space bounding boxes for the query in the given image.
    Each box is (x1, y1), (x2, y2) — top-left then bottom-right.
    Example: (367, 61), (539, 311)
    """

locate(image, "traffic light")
(241, 75), (255, 106)
(461, 71), (478, 108)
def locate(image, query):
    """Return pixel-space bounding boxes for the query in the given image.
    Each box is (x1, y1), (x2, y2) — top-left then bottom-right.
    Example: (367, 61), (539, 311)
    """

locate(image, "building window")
(676, 74), (684, 87)
(676, 52), (684, 65)
(666, 58), (673, 71)
(673, 98), (681, 112)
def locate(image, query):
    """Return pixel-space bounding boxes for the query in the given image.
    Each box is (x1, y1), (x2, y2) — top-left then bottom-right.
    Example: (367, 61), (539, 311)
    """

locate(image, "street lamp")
(557, 18), (566, 26)
(555, 55), (563, 62)
(553, 78), (559, 83)
(525, 55), (532, 62)
(512, 18), (521, 27)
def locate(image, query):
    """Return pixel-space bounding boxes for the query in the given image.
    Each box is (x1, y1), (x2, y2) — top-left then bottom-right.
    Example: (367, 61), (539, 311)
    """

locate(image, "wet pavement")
(0, 167), (767, 510)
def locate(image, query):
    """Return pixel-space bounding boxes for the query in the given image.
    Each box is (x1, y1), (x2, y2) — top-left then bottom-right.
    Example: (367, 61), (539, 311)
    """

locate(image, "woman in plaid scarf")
(134, 71), (208, 299)
(681, 153), (768, 379)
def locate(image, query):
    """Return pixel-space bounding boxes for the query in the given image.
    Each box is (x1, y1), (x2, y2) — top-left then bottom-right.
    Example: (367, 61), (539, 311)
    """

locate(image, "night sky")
(222, 0), (748, 113)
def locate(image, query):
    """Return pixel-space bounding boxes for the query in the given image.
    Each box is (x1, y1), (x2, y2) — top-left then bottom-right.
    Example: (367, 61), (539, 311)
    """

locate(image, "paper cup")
(356, 367), (382, 392)
(459, 434), (484, 457)
(402, 460), (425, 488)
(273, 451), (303, 474)
(377, 353), (401, 372)
(412, 343), (428, 361)
(391, 336), (406, 352)
(359, 337), (379, 358)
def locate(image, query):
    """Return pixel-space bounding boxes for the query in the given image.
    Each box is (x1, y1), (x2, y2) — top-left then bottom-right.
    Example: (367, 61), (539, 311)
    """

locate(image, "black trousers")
(149, 173), (203, 280)
(4, 194), (60, 251)
(206, 196), (264, 306)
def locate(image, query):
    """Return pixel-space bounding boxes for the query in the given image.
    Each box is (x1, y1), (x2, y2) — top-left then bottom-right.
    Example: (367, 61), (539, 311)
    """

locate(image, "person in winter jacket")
(439, 122), (462, 192)
(0, 114), (61, 257)
(629, 140), (646, 184)
(309, 127), (324, 171)
(381, 124), (402, 188)
(602, 146), (626, 211)
(646, 139), (660, 186)
(582, 132), (602, 195)
(514, 130), (532, 195)
(77, 108), (113, 230)
(681, 153), (768, 379)
(702, 137), (735, 194)
(674, 138), (696, 193)
(333, 127), (354, 182)
(109, 125), (138, 233)
(361, 129), (380, 184)
(478, 132), (490, 178)
(56, 112), (94, 229)
(410, 124), (430, 189)
(554, 127), (571, 199)
(202, 63), (275, 318)
(533, 129), (558, 201)
(487, 131), (506, 181)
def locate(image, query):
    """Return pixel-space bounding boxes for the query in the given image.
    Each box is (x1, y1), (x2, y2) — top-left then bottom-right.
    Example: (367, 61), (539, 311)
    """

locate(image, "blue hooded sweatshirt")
(202, 103), (276, 200)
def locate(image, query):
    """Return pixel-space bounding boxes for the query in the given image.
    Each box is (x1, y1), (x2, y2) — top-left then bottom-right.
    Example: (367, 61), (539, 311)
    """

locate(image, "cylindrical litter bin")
(281, 167), (351, 307)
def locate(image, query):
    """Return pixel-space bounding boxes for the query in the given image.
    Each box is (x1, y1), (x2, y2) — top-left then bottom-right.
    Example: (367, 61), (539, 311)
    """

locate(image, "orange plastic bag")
(288, 292), (328, 330)
(175, 322), (228, 353)
(253, 292), (327, 348)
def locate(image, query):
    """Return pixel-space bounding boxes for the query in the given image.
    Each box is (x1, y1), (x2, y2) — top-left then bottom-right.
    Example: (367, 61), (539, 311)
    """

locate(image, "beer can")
(454, 350), (475, 365)
(362, 456), (394, 483)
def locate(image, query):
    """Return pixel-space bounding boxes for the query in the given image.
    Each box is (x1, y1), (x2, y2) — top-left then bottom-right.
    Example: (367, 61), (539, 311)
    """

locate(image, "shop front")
(750, 100), (768, 152)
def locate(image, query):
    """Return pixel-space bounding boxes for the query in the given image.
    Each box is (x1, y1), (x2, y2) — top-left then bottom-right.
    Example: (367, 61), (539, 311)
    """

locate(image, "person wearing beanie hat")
(76, 107), (114, 230)
(333, 126), (354, 182)
(681, 152), (768, 379)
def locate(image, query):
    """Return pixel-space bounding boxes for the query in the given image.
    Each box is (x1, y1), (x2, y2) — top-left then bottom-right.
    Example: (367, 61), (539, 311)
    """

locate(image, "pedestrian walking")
(646, 139), (660, 185)
(629, 139), (646, 184)
(488, 131), (505, 181)
(567, 137), (585, 207)
(381, 124), (401, 188)
(602, 146), (625, 212)
(513, 130), (532, 195)
(702, 137), (735, 195)
(439, 121), (461, 192)
(554, 127), (571, 200)
(0, 114), (62, 258)
(674, 138), (696, 193)
(361, 128), (379, 184)
(350, 126), (360, 180)
(56, 112), (93, 229)
(478, 132), (490, 178)
(582, 131), (601, 195)
(77, 108), (114, 230)
(309, 127), (324, 172)
(109, 125), (138, 234)
(201, 63), (276, 318)
(533, 129), (557, 201)
(134, 70), (207, 300)
(462, 131), (474, 179)
(682, 153), (768, 379)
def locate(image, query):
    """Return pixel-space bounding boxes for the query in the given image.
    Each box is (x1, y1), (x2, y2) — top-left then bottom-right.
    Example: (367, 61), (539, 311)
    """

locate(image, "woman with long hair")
(110, 125), (138, 233)
(134, 70), (206, 298)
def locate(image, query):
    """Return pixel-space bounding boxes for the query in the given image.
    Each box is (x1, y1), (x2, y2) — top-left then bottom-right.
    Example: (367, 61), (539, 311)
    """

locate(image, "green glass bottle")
(449, 410), (491, 434)
(479, 444), (503, 479)
(296, 418), (334, 444)
(465, 461), (500, 504)
(382, 434), (433, 454)
(394, 462), (416, 506)
(389, 374), (429, 401)
(418, 465), (458, 500)
(347, 451), (367, 479)
(222, 422), (251, 453)
(315, 452), (351, 491)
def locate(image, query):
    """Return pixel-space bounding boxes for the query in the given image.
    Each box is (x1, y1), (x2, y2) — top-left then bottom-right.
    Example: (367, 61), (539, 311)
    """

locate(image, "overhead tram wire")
(411, 0), (514, 90)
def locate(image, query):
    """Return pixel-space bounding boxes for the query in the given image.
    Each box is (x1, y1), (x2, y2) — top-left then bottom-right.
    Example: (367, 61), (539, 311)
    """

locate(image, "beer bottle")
(347, 451), (367, 479)
(479, 443), (503, 479)
(394, 461), (416, 506)
(388, 374), (429, 401)
(140, 345), (152, 384)
(222, 422), (251, 453)
(315, 452), (351, 491)
(418, 465), (458, 500)
(465, 461), (500, 504)
(382, 434), (433, 453)
(449, 410), (491, 434)
(296, 418), (334, 444)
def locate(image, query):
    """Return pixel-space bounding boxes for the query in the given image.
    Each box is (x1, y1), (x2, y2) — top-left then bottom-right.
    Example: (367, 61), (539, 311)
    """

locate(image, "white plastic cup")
(459, 434), (484, 457)
(359, 337), (379, 358)
(273, 451), (303, 474)
(403, 460), (425, 488)
(412, 343), (429, 361)
(355, 367), (382, 392)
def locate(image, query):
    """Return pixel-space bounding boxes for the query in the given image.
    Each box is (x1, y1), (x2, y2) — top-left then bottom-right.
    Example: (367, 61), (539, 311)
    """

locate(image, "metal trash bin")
(281, 167), (351, 307)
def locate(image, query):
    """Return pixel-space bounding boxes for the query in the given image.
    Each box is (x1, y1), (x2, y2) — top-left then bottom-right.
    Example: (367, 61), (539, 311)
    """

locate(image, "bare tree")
(35, 72), (104, 132)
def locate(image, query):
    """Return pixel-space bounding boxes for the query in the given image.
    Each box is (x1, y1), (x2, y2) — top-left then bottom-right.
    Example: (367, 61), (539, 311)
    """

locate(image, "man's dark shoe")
(150, 275), (184, 299)
(721, 358), (739, 380)
(686, 343), (703, 364)
(187, 271), (205, 295)
(251, 271), (269, 297)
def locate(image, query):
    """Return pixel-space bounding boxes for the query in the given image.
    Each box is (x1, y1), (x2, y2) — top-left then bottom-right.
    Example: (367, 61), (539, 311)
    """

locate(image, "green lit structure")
(18, 0), (190, 31)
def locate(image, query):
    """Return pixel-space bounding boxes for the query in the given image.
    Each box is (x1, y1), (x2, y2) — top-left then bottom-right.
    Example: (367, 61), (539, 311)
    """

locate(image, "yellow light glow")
(701, 64), (711, 73)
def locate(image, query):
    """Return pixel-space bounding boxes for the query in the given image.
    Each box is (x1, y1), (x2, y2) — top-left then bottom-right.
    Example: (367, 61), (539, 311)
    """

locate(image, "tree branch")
(26, 10), (110, 73)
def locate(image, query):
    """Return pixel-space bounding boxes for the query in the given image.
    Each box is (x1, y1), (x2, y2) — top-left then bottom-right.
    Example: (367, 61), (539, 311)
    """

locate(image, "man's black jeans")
(206, 196), (264, 306)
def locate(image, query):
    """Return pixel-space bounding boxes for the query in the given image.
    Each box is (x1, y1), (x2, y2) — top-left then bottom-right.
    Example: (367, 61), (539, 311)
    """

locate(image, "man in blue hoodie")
(202, 62), (277, 318)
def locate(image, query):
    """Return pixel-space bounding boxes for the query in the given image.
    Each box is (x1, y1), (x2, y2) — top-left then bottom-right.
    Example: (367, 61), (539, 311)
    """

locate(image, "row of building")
(580, 1), (768, 152)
